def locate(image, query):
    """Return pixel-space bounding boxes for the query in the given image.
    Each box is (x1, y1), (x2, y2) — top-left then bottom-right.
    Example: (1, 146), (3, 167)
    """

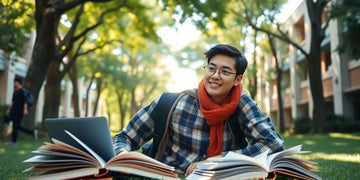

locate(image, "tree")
(25, 0), (160, 127)
(235, 0), (330, 133)
(24, 0), (113, 127)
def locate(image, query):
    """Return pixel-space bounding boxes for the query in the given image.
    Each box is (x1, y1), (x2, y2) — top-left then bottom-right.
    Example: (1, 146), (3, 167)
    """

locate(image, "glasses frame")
(203, 65), (237, 78)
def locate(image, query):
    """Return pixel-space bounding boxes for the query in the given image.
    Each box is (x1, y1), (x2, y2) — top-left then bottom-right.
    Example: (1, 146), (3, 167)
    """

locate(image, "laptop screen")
(45, 116), (115, 162)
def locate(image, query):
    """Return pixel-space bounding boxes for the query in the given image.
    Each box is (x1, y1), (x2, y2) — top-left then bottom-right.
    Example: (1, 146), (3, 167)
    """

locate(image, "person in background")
(113, 44), (284, 176)
(6, 78), (37, 145)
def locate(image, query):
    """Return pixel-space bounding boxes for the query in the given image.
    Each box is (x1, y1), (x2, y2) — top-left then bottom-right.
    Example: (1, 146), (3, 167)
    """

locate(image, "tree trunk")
(85, 73), (95, 117)
(92, 78), (102, 116)
(308, 47), (325, 133)
(268, 34), (285, 133)
(306, 0), (326, 133)
(247, 30), (258, 99)
(23, 2), (59, 128)
(68, 63), (81, 117)
(42, 60), (61, 130)
(251, 30), (258, 99)
(116, 90), (126, 129)
(105, 97), (112, 128)
(130, 87), (137, 116)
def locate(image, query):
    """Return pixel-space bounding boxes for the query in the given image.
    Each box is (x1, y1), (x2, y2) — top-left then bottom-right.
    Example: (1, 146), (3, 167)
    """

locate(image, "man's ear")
(233, 75), (242, 86)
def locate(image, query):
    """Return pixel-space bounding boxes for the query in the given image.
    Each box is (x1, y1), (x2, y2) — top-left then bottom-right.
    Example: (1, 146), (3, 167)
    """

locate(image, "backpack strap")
(227, 108), (248, 149)
(153, 90), (197, 160)
(152, 92), (180, 160)
(227, 89), (249, 149)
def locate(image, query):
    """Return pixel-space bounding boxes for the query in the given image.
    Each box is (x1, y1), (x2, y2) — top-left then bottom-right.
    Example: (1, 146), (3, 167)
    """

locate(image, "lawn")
(0, 132), (359, 180)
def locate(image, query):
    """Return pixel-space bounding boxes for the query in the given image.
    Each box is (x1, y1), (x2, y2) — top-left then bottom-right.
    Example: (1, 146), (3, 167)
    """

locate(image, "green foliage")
(0, 0), (35, 56)
(158, 0), (232, 30)
(324, 112), (360, 133)
(293, 115), (312, 134)
(0, 105), (9, 139)
(329, 0), (360, 59)
(293, 112), (360, 134)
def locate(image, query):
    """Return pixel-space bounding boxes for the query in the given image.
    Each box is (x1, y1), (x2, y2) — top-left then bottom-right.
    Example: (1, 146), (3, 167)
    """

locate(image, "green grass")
(1, 132), (359, 179)
(282, 132), (360, 180)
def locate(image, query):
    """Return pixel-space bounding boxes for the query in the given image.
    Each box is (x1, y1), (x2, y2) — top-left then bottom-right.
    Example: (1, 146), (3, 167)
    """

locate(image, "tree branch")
(72, 2), (126, 41)
(57, 1), (127, 73)
(56, 4), (85, 61)
(60, 39), (121, 78)
(56, 0), (112, 15)
(59, 36), (87, 79)
(236, 0), (309, 58)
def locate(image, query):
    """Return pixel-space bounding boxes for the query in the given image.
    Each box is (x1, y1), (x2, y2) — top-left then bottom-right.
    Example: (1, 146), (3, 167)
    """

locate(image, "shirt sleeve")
(112, 95), (161, 155)
(226, 93), (285, 156)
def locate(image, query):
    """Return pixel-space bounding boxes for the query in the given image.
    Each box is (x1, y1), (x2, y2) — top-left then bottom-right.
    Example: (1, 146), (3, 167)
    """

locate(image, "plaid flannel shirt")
(113, 89), (284, 174)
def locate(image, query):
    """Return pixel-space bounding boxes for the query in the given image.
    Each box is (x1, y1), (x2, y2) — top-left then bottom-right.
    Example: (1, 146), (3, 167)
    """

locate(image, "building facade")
(257, 1), (360, 129)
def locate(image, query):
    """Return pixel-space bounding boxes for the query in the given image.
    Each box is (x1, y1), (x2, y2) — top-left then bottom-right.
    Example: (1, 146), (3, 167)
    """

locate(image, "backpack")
(23, 88), (34, 108)
(142, 90), (248, 160)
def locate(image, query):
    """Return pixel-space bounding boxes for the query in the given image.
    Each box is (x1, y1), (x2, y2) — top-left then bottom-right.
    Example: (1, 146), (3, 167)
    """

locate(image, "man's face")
(203, 54), (242, 104)
(14, 81), (20, 89)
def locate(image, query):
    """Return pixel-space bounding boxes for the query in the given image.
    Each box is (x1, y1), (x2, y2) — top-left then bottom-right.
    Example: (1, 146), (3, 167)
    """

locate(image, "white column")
(307, 78), (313, 119)
(289, 45), (301, 119)
(2, 53), (17, 104)
(35, 82), (45, 127)
(330, 19), (353, 118)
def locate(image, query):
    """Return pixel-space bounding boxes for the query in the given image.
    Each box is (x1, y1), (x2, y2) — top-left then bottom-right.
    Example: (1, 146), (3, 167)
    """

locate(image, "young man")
(113, 44), (284, 176)
(6, 78), (37, 145)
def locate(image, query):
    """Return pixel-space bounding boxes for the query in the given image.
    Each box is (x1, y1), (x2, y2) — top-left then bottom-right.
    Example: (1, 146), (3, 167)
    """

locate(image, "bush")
(323, 111), (360, 132)
(0, 105), (10, 139)
(293, 115), (311, 134)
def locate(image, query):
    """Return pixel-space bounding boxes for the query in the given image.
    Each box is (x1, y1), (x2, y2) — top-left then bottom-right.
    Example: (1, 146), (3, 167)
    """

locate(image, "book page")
(41, 140), (95, 161)
(187, 165), (268, 180)
(65, 130), (107, 167)
(33, 145), (96, 163)
(197, 151), (268, 171)
(106, 151), (178, 179)
(28, 167), (99, 180)
(266, 144), (310, 168)
(28, 140), (101, 168)
(189, 145), (320, 180)
(107, 151), (174, 170)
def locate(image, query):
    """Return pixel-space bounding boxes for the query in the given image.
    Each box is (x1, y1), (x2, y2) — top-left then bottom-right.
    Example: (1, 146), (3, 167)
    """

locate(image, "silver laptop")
(45, 116), (115, 162)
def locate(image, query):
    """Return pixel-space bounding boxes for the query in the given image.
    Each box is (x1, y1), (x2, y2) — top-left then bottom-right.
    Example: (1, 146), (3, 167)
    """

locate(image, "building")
(257, 1), (360, 130)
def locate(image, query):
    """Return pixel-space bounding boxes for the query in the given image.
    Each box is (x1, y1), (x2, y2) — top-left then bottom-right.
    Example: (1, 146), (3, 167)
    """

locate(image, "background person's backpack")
(23, 88), (34, 108)
(142, 90), (248, 160)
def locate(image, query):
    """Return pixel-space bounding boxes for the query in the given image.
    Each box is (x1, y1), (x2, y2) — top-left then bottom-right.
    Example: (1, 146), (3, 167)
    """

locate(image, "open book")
(23, 130), (179, 180)
(186, 145), (322, 180)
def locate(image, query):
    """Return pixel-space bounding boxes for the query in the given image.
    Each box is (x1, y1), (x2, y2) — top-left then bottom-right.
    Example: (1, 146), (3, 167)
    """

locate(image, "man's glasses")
(204, 65), (236, 78)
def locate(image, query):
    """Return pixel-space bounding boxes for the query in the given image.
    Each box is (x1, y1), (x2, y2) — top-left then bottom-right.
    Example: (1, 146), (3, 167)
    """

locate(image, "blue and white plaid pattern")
(113, 89), (284, 173)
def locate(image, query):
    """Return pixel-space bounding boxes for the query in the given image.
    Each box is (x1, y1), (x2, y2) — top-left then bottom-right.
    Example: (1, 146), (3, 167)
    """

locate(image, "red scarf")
(198, 80), (242, 157)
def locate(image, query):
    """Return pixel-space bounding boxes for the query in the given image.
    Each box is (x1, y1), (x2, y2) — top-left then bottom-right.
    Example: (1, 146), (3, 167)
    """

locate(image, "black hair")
(204, 44), (247, 75)
(14, 77), (22, 85)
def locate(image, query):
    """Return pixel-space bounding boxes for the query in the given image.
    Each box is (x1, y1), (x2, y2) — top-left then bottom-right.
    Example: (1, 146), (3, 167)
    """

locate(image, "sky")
(159, 0), (303, 92)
